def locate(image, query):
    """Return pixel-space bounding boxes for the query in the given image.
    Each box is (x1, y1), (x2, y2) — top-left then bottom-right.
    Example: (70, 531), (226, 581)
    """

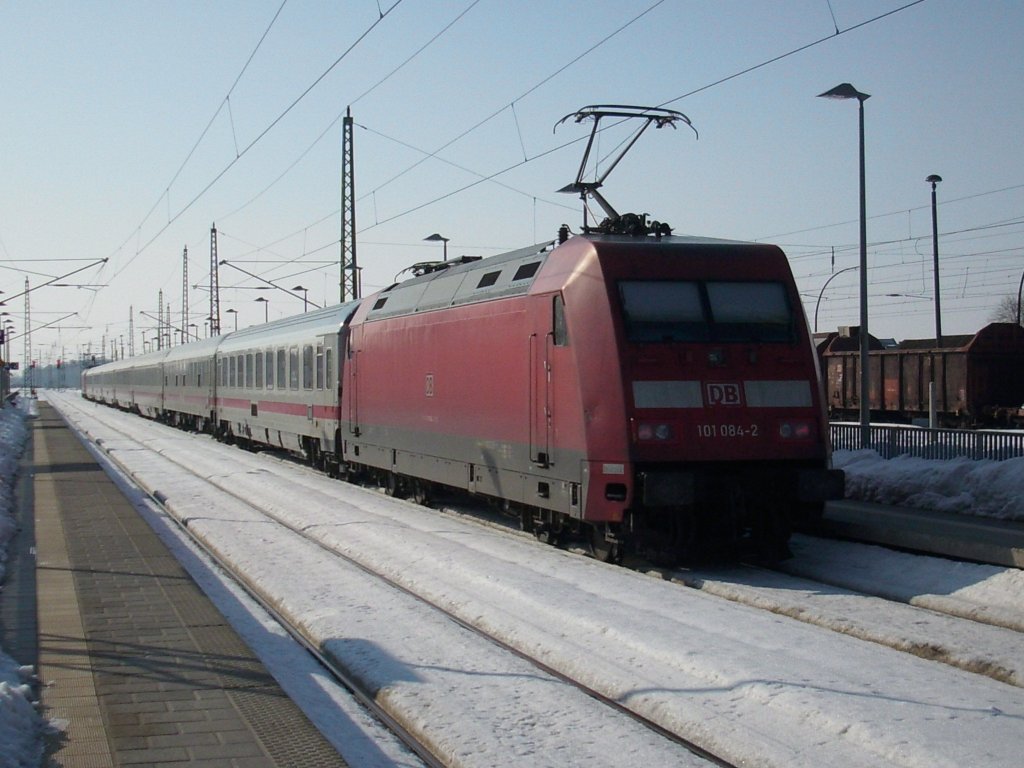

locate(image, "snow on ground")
(0, 398), (44, 768)
(833, 449), (1024, 521)
(1, 391), (1023, 767)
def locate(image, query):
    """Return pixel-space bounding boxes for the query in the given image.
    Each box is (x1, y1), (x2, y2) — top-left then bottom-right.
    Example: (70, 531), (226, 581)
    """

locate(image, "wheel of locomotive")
(519, 508), (535, 534)
(384, 471), (405, 498)
(642, 508), (698, 566)
(588, 524), (623, 564)
(533, 513), (568, 548)
(411, 479), (432, 507)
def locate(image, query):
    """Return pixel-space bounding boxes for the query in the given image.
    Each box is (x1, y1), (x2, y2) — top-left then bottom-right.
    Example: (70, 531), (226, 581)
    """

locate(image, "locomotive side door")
(529, 332), (551, 466)
(529, 294), (559, 467)
(347, 341), (359, 436)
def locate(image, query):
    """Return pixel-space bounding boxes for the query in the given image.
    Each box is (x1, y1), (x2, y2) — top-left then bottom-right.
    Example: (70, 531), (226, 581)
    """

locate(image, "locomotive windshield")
(619, 280), (794, 343)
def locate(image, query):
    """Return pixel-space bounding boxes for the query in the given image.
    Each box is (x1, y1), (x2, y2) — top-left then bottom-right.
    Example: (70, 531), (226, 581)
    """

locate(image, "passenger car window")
(303, 345), (314, 390)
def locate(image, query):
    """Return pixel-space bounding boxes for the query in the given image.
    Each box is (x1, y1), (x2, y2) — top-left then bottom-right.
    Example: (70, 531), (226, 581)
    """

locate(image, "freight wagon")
(819, 323), (1024, 426)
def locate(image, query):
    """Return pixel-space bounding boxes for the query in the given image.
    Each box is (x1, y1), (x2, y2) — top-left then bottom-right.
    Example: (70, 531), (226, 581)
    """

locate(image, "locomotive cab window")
(619, 281), (707, 342)
(706, 281), (793, 342)
(619, 280), (795, 343)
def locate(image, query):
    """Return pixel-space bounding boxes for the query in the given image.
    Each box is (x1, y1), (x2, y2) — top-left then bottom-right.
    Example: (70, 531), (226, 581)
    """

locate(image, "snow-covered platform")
(823, 500), (1024, 568)
(18, 401), (348, 767)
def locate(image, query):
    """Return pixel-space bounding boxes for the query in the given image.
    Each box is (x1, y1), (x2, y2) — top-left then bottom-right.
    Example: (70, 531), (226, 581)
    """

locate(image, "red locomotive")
(340, 230), (842, 562)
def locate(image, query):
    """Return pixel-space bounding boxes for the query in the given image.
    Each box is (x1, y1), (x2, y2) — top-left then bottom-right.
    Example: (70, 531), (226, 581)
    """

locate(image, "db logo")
(706, 382), (742, 406)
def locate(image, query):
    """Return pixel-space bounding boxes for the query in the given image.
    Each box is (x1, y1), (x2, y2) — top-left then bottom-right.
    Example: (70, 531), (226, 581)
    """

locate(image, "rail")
(830, 422), (1024, 461)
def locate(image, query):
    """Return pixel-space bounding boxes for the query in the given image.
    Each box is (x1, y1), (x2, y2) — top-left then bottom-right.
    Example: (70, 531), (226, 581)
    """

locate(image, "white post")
(928, 380), (938, 430)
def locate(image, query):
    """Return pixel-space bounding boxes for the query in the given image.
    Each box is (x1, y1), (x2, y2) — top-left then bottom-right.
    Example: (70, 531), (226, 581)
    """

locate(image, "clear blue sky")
(2, 0), (1022, 363)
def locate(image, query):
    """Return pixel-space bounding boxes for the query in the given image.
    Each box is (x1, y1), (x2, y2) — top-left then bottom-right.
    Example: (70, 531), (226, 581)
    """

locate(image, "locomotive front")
(552, 234), (843, 562)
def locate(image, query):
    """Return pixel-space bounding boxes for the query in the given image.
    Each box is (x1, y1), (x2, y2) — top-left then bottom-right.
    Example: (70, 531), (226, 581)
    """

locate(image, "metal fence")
(830, 422), (1024, 461)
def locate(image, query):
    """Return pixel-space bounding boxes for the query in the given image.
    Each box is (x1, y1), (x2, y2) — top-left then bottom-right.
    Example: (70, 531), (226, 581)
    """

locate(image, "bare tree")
(989, 294), (1023, 326)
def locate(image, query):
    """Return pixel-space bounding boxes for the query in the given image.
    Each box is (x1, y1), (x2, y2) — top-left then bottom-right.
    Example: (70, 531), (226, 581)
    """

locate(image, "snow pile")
(0, 400), (44, 768)
(834, 449), (1024, 521)
(0, 657), (42, 768)
(0, 402), (28, 580)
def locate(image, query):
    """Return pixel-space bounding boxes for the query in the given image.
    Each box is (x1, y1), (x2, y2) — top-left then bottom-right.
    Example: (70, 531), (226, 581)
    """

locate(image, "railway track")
(666, 559), (1024, 688)
(48, 391), (1024, 768)
(53, 393), (732, 768)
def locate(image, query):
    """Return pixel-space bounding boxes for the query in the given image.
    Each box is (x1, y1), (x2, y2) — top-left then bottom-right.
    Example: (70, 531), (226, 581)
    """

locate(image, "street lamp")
(926, 174), (942, 346)
(226, 308), (238, 331)
(1018, 271), (1024, 327)
(814, 265), (859, 333)
(819, 82), (871, 448)
(424, 233), (449, 261)
(292, 285), (309, 313)
(255, 296), (269, 323)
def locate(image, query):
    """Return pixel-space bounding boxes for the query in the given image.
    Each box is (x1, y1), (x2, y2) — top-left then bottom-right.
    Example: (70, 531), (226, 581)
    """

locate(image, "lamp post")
(292, 285), (309, 313)
(255, 296), (269, 323)
(226, 308), (238, 331)
(424, 233), (449, 261)
(926, 174), (943, 345)
(1017, 271), (1024, 327)
(819, 82), (871, 448)
(814, 265), (859, 333)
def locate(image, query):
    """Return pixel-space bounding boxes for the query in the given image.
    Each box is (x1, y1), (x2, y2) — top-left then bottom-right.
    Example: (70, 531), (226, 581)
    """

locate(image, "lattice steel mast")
(23, 278), (31, 392)
(210, 224), (221, 335)
(181, 245), (189, 343)
(340, 108), (360, 301)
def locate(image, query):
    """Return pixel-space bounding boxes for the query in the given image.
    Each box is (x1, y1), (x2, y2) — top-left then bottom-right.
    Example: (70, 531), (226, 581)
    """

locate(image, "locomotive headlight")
(638, 423), (674, 441)
(778, 420), (814, 440)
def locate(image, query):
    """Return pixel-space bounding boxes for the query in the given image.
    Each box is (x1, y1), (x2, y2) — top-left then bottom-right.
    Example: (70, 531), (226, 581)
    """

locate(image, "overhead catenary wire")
(85, 0), (1003, 344)
(105, 1), (406, 287)
(214, 0), (484, 225)
(188, 0), (655, 295)
(113, 0), (290, 264)
(352, 0), (931, 235)
(154, 0), (930, 310)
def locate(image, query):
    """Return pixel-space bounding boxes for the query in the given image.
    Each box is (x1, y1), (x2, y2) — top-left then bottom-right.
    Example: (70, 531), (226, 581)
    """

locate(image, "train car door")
(529, 295), (557, 467)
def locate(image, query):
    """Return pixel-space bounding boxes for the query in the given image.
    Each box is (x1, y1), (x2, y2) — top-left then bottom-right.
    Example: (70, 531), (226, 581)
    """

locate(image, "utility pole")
(129, 306), (135, 357)
(210, 224), (221, 335)
(158, 290), (164, 350)
(340, 107), (359, 302)
(23, 277), (31, 393)
(182, 245), (190, 343)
